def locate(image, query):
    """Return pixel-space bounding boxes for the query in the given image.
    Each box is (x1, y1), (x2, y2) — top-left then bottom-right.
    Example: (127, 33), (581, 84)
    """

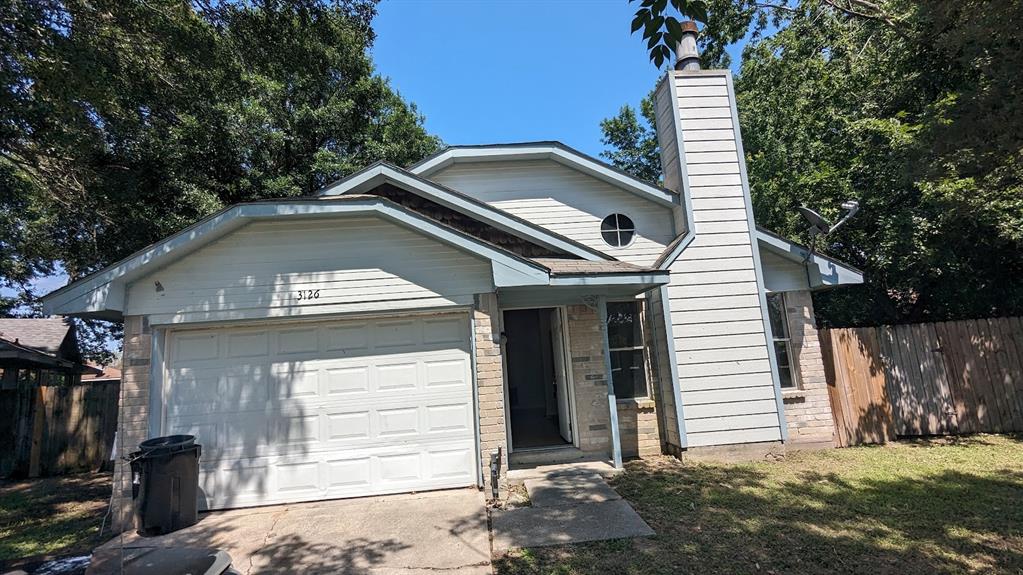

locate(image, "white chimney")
(652, 23), (788, 449)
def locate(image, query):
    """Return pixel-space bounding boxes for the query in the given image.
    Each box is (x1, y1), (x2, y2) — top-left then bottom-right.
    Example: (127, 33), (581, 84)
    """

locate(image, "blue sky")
(12, 2), (747, 303)
(372, 0), (741, 157)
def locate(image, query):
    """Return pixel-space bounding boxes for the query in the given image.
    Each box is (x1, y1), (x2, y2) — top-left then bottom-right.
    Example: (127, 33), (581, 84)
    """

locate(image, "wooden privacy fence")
(821, 317), (1023, 447)
(0, 380), (120, 477)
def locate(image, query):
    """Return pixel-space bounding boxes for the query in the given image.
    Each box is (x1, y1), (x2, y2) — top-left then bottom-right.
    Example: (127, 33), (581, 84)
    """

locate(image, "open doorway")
(503, 307), (573, 450)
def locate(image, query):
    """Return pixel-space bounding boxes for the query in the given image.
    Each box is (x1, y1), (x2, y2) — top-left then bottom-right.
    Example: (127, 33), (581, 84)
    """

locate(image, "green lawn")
(495, 435), (1023, 575)
(0, 472), (111, 562)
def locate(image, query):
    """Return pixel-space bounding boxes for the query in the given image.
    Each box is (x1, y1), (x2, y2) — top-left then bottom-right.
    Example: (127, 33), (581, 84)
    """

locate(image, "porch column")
(596, 295), (624, 469)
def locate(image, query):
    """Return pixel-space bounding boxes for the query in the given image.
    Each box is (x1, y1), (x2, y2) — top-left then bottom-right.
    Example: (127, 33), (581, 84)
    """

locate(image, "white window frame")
(767, 292), (800, 389)
(606, 299), (649, 400)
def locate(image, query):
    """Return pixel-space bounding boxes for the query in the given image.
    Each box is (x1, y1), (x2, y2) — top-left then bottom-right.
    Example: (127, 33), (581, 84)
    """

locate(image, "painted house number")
(295, 289), (320, 301)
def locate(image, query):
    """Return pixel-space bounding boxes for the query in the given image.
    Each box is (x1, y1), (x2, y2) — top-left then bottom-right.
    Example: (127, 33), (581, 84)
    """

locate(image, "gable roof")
(755, 227), (864, 288)
(318, 162), (613, 262)
(40, 193), (672, 322)
(407, 142), (679, 207)
(40, 195), (556, 320)
(0, 317), (73, 354)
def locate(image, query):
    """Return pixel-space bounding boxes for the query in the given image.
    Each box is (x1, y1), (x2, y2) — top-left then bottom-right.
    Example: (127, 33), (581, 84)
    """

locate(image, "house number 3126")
(295, 289), (320, 301)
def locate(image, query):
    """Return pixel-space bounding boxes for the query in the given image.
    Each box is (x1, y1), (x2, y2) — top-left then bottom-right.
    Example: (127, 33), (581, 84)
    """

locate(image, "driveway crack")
(244, 508), (288, 575)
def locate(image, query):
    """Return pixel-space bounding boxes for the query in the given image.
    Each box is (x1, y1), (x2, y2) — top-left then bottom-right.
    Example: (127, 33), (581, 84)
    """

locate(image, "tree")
(607, 0), (1023, 326)
(599, 94), (661, 184)
(0, 0), (441, 358)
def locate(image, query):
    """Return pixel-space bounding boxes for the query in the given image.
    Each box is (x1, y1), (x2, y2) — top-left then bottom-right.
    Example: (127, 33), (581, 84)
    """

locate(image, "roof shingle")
(0, 317), (73, 354)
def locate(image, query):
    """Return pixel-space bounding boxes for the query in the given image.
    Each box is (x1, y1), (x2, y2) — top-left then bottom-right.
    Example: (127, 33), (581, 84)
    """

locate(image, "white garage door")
(163, 313), (477, 510)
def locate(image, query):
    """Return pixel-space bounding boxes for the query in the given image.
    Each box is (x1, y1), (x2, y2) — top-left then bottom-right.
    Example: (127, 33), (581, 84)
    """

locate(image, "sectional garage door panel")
(163, 314), (476, 510)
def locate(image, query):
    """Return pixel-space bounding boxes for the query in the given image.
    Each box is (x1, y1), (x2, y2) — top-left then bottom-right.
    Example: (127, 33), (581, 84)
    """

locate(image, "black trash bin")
(130, 434), (202, 536)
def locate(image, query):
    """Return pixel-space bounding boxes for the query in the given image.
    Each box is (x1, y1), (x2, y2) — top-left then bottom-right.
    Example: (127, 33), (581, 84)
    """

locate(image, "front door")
(505, 307), (573, 450)
(550, 308), (572, 443)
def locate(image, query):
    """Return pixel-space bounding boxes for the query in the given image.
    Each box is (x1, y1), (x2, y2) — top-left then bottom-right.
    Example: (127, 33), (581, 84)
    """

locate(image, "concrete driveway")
(90, 489), (491, 574)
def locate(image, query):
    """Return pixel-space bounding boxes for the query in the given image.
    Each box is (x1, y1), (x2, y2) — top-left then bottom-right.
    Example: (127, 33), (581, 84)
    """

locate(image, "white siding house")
(42, 55), (863, 531)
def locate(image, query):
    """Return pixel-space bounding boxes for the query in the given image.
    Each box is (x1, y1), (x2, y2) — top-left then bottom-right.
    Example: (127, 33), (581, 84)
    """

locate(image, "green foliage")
(599, 93), (662, 184)
(630, 0), (709, 68)
(0, 0), (440, 358)
(606, 0), (1023, 326)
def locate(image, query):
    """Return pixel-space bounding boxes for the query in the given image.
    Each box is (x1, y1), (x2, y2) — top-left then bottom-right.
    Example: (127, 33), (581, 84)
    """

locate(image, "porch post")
(596, 295), (624, 469)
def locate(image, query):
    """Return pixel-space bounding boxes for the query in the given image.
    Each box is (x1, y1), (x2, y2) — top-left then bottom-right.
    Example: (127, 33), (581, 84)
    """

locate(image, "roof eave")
(318, 163), (614, 262)
(41, 197), (557, 319)
(408, 143), (678, 207)
(755, 228), (865, 289)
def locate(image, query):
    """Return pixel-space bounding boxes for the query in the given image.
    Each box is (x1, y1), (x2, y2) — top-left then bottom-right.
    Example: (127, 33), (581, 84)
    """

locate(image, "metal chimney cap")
(674, 20), (701, 71)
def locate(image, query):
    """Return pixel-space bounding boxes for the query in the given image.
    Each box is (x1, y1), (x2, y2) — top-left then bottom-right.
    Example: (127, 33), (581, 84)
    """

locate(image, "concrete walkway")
(90, 489), (491, 574)
(490, 471), (653, 551)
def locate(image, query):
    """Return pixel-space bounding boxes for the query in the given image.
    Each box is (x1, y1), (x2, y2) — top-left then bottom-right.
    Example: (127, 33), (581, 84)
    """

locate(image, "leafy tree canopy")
(607, 0), (1023, 326)
(1, 0), (440, 359)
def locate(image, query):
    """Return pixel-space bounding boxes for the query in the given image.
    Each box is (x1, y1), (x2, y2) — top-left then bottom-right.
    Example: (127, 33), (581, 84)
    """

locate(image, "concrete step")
(506, 458), (621, 486)
(508, 447), (592, 467)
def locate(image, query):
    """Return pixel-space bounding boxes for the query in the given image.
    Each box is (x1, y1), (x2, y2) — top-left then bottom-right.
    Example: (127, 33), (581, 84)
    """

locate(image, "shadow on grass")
(0, 472), (111, 563)
(494, 451), (1023, 575)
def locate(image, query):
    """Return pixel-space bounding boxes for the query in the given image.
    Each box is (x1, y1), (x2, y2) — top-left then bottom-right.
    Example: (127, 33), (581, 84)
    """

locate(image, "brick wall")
(564, 302), (665, 459)
(780, 290), (836, 446)
(474, 294), (507, 490)
(565, 304), (612, 454)
(617, 400), (662, 457)
(112, 315), (152, 531)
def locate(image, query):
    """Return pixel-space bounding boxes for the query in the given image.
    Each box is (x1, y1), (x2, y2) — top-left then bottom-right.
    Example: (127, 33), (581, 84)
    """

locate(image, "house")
(82, 362), (122, 384)
(0, 317), (105, 477)
(41, 41), (861, 526)
(0, 317), (97, 389)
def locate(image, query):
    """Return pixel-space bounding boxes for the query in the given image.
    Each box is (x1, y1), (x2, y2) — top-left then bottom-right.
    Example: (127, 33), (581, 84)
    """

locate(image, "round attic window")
(601, 214), (635, 247)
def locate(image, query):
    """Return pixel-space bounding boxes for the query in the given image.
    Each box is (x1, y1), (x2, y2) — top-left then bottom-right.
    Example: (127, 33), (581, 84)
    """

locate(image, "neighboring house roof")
(0, 337), (75, 369)
(83, 363), (121, 382)
(318, 161), (613, 261)
(756, 226), (865, 288)
(0, 319), (98, 373)
(0, 317), (73, 354)
(408, 142), (679, 207)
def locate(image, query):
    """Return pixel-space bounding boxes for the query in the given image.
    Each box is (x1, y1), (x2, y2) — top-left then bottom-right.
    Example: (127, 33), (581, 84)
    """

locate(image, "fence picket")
(821, 317), (1023, 444)
(990, 318), (1023, 430)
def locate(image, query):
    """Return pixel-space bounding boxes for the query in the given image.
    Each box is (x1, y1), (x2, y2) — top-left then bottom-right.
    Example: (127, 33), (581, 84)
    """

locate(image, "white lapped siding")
(657, 71), (784, 447)
(126, 216), (493, 325)
(761, 250), (811, 292)
(428, 160), (675, 266)
(646, 287), (682, 448)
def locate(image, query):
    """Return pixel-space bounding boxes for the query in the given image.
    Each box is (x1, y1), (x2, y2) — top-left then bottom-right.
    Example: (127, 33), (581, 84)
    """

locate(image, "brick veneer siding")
(617, 400), (662, 457)
(563, 302), (665, 460)
(780, 290), (836, 446)
(565, 304), (613, 454)
(474, 293), (507, 491)
(112, 315), (152, 531)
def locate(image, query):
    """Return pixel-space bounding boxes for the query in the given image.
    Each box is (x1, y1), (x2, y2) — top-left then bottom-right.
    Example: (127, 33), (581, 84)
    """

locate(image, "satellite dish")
(797, 206), (832, 236)
(798, 200), (860, 237)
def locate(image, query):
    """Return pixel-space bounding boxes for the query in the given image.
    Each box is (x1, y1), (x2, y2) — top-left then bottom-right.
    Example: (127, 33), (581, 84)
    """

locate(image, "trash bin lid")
(139, 434), (196, 455)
